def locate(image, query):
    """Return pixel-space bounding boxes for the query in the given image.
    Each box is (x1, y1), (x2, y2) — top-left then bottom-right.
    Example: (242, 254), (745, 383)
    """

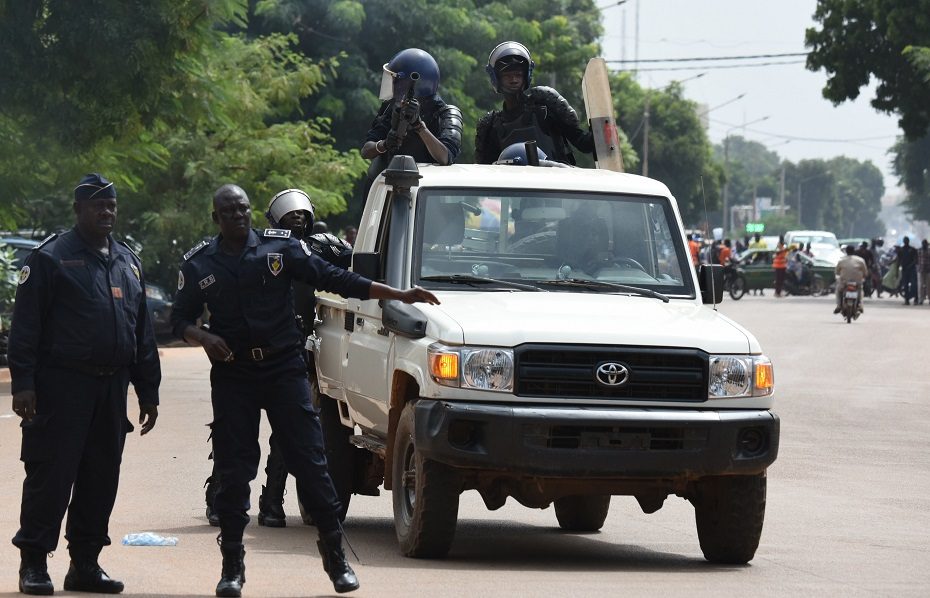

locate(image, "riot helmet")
(485, 41), (534, 93)
(379, 48), (440, 101)
(495, 142), (548, 166)
(266, 188), (315, 229)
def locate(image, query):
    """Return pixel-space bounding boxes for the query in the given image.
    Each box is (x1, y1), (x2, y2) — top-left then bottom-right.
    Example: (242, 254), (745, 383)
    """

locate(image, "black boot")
(63, 546), (124, 594)
(205, 475), (221, 527)
(257, 485), (286, 528)
(18, 549), (54, 596)
(317, 530), (359, 594)
(215, 542), (246, 598)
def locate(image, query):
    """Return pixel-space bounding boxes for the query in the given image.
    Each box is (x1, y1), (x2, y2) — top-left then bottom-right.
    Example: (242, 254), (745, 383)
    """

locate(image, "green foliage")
(806, 0), (930, 139)
(892, 133), (930, 222)
(0, 245), (19, 315)
(613, 74), (722, 225)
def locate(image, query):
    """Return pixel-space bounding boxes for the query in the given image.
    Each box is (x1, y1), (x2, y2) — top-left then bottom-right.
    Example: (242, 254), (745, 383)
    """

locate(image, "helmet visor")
(379, 63), (395, 101)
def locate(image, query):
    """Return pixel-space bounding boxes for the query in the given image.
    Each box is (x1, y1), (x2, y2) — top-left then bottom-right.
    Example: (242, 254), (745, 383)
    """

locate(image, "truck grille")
(515, 345), (707, 401)
(523, 424), (709, 451)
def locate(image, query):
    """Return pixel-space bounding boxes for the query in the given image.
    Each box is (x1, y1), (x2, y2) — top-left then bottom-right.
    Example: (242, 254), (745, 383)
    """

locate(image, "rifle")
(388, 72), (420, 146)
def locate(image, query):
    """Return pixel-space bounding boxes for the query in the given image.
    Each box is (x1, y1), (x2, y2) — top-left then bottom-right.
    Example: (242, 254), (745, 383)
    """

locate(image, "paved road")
(1, 293), (928, 597)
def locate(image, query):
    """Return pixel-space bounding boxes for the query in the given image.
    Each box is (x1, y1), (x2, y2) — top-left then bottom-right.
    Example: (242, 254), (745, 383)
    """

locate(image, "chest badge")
(199, 274), (216, 290)
(129, 263), (141, 281)
(267, 253), (284, 277)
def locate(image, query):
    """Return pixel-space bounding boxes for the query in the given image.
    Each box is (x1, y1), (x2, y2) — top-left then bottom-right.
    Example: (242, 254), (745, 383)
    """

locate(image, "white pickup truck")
(311, 156), (779, 564)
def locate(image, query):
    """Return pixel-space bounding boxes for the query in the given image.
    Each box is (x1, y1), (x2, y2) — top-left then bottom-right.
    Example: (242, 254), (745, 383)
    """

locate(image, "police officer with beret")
(475, 41), (594, 165)
(9, 173), (161, 595)
(172, 184), (438, 597)
(203, 189), (354, 529)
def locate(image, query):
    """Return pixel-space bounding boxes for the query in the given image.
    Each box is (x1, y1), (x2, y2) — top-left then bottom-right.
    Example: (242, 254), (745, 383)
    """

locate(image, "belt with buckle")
(61, 361), (123, 377)
(236, 345), (293, 362)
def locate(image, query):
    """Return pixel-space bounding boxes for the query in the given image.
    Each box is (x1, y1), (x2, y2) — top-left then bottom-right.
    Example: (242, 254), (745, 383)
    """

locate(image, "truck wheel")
(392, 402), (460, 558)
(554, 495), (611, 531)
(319, 396), (354, 522)
(693, 473), (766, 564)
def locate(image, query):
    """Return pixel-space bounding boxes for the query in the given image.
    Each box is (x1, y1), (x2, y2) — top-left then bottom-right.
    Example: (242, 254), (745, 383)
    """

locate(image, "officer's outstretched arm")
(369, 282), (440, 305)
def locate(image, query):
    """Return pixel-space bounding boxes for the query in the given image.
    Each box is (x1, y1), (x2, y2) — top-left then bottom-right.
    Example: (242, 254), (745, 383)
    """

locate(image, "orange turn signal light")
(755, 362), (774, 390)
(430, 353), (459, 380)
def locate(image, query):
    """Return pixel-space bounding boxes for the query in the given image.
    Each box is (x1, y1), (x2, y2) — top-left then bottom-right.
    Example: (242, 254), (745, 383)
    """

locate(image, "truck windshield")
(414, 189), (694, 297)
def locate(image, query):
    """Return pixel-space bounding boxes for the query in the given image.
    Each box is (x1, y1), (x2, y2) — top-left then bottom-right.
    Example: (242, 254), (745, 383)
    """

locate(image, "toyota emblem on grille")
(595, 362), (630, 386)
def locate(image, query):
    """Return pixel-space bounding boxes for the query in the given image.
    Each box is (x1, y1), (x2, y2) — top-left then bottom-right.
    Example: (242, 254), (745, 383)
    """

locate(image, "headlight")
(708, 355), (774, 399)
(428, 344), (514, 392)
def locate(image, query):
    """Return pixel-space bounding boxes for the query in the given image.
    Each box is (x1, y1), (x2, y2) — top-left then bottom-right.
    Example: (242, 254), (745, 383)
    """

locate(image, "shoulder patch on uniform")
(36, 233), (58, 249)
(263, 228), (291, 239)
(18, 266), (30, 285)
(300, 239), (314, 257)
(183, 240), (209, 261)
(117, 240), (141, 261)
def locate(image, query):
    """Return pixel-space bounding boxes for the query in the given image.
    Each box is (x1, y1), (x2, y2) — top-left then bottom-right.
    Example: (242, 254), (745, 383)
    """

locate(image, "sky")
(598, 0), (903, 193)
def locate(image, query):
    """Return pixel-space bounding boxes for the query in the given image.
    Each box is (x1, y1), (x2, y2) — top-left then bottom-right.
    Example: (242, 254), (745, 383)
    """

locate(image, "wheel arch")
(384, 370), (420, 490)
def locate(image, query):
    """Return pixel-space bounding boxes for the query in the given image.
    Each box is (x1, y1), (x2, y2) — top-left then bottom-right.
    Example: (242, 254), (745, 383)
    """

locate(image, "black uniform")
(171, 228), (371, 541)
(474, 86), (594, 164)
(365, 95), (463, 164)
(9, 228), (161, 553)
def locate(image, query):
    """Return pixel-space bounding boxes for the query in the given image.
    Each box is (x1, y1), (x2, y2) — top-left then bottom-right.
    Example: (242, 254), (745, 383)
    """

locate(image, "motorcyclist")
(475, 41), (593, 165)
(834, 244), (868, 315)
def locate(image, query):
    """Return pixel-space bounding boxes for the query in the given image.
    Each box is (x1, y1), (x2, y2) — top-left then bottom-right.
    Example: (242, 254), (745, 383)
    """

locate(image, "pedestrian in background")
(171, 184), (439, 596)
(9, 173), (161, 595)
(917, 238), (930, 305)
(899, 236), (919, 305)
(773, 235), (788, 297)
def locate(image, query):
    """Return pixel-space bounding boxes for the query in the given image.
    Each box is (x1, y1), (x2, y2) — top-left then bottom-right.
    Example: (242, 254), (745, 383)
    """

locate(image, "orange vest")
(688, 240), (700, 265)
(773, 245), (788, 269)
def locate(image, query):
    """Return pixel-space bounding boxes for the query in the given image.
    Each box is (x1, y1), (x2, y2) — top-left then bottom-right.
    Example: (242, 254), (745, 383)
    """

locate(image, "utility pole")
(722, 136), (729, 232)
(779, 166), (786, 215)
(642, 95), (650, 177)
(634, 0), (640, 80)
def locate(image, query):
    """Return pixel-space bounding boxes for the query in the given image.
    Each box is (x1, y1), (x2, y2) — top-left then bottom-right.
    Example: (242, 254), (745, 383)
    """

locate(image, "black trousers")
(210, 351), (340, 542)
(12, 365), (132, 553)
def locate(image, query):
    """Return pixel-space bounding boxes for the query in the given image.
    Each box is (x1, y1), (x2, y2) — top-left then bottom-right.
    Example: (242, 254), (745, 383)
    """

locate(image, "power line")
(709, 118), (898, 143)
(614, 59), (807, 72)
(606, 51), (809, 64)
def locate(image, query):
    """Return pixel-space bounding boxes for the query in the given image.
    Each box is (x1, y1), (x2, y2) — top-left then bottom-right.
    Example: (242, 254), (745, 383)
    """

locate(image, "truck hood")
(427, 292), (754, 353)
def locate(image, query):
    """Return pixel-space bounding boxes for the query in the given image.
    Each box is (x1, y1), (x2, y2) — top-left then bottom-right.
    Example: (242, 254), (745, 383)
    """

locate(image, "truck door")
(344, 187), (411, 435)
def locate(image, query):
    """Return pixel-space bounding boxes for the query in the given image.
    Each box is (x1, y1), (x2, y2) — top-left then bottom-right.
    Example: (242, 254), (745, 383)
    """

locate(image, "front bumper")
(414, 400), (778, 479)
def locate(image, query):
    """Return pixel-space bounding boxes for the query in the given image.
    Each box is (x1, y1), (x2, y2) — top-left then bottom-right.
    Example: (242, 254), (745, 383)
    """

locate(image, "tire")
(392, 402), (460, 558)
(318, 397), (354, 522)
(693, 474), (766, 564)
(728, 275), (747, 300)
(810, 275), (825, 297)
(554, 495), (611, 532)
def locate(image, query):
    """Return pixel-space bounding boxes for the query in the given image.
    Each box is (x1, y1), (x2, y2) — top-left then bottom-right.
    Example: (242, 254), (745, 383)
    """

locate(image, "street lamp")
(796, 171), (830, 228)
(722, 115), (770, 233)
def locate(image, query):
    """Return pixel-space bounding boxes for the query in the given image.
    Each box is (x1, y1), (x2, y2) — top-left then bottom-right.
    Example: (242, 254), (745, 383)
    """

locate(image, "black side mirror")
(353, 252), (382, 281)
(699, 264), (725, 304)
(382, 300), (427, 339)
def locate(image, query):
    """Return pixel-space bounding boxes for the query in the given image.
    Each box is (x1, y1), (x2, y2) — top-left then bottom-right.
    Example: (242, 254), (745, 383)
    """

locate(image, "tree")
(805, 0), (930, 139)
(893, 134), (930, 222)
(614, 76), (721, 225)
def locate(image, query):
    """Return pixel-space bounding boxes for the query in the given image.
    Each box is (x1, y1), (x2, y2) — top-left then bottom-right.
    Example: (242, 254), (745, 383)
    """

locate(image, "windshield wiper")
(420, 274), (545, 292)
(536, 278), (670, 302)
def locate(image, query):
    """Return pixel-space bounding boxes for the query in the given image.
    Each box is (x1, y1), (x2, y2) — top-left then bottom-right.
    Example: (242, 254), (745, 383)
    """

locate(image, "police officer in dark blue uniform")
(171, 184), (438, 597)
(9, 173), (161, 596)
(475, 41), (594, 165)
(203, 189), (354, 529)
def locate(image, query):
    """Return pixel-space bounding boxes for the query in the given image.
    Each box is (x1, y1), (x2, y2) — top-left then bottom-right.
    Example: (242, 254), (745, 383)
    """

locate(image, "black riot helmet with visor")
(485, 41), (535, 94)
(379, 48), (440, 101)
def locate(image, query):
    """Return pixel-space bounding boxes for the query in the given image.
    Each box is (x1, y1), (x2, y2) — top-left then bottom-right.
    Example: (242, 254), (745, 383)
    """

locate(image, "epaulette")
(35, 233), (58, 249)
(118, 240), (141, 261)
(263, 228), (291, 239)
(183, 239), (210, 261)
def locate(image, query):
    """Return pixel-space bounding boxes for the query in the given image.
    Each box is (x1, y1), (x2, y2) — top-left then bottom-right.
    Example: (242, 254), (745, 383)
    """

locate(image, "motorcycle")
(840, 281), (861, 323)
(784, 264), (825, 296)
(724, 264), (747, 300)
